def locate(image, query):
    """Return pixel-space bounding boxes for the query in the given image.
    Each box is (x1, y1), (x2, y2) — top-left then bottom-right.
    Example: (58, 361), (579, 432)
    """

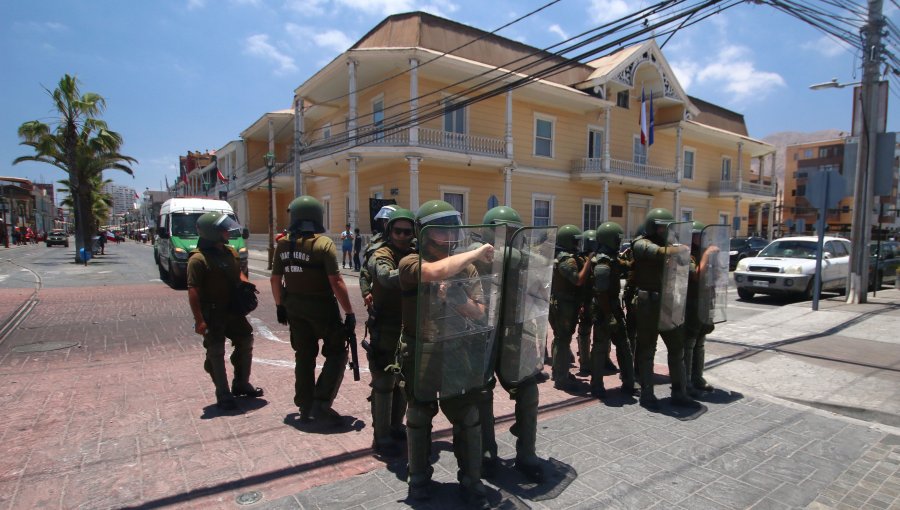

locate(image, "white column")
(756, 203), (763, 236)
(503, 166), (513, 206)
(736, 141), (744, 192)
(674, 123), (683, 182)
(505, 89), (513, 158)
(348, 156), (359, 229)
(602, 180), (609, 222)
(293, 96), (305, 197)
(348, 59), (358, 143)
(734, 196), (742, 235)
(409, 58), (419, 146)
(602, 106), (611, 173)
(674, 189), (681, 220)
(767, 199), (775, 240)
(408, 156), (420, 210)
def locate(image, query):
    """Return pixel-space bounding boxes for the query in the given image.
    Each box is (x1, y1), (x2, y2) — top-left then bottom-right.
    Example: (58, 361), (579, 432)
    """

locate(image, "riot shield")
(414, 224), (506, 402)
(497, 226), (557, 386)
(698, 224), (730, 325)
(659, 221), (692, 331)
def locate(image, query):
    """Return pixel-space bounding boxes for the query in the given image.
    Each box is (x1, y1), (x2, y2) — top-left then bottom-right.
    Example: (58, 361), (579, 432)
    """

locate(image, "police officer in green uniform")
(476, 206), (547, 482)
(187, 211), (264, 410)
(367, 208), (416, 457)
(550, 225), (592, 390)
(575, 229), (596, 376)
(270, 196), (356, 423)
(397, 200), (494, 508)
(589, 221), (636, 398)
(684, 221), (719, 394)
(360, 204), (398, 310)
(631, 208), (697, 408)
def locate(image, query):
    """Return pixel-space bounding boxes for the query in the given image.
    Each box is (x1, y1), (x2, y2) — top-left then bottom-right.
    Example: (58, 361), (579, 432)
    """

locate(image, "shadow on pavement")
(642, 398), (708, 421)
(200, 397), (268, 419)
(282, 412), (366, 434)
(486, 457), (577, 503)
(695, 388), (744, 405)
(598, 389), (639, 408)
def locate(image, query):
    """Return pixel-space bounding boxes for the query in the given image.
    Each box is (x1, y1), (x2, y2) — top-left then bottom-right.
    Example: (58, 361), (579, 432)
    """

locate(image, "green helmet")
(386, 208), (416, 233)
(596, 221), (624, 253)
(482, 206), (523, 228)
(644, 208), (674, 239)
(691, 220), (707, 234)
(578, 229), (597, 253)
(196, 211), (242, 242)
(416, 200), (462, 260)
(288, 195), (325, 234)
(556, 224), (582, 252)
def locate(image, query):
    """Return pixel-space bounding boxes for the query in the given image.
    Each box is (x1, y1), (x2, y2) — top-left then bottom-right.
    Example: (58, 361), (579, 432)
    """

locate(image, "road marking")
(249, 317), (289, 343)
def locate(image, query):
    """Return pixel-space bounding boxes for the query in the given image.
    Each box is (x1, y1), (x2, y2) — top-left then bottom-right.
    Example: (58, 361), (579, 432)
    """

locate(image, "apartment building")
(204, 12), (778, 238)
(101, 182), (138, 218)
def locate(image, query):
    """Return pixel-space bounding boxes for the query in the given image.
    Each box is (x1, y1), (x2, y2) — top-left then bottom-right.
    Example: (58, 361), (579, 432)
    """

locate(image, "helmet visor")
(215, 215), (243, 237)
(374, 206), (396, 221)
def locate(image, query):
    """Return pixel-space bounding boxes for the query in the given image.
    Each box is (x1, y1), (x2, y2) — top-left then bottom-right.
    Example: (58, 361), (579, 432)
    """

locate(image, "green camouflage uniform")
(550, 251), (581, 382)
(590, 253), (635, 394)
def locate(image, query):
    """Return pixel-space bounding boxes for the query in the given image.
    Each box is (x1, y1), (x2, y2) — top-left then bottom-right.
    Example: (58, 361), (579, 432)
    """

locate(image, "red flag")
(639, 86), (648, 146)
(216, 169), (228, 182)
(133, 191), (140, 200)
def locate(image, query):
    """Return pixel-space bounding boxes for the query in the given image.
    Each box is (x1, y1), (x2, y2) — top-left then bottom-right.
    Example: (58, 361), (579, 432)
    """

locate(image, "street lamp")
(264, 152), (276, 270)
(808, 78), (862, 91)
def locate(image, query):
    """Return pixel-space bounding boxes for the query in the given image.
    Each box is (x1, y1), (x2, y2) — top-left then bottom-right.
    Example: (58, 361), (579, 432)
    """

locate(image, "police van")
(154, 198), (249, 287)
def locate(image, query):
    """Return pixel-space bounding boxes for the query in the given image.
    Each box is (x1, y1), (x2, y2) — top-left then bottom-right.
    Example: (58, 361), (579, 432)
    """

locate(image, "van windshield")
(171, 212), (241, 238)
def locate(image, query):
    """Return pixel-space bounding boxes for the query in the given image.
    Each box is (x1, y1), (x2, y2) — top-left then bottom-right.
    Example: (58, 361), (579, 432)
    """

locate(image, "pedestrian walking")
(187, 211), (264, 411)
(340, 224), (353, 269)
(271, 196), (356, 424)
(353, 227), (362, 271)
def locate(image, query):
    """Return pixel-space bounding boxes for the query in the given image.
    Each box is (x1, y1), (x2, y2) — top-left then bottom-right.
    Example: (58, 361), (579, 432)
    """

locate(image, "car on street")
(45, 229), (68, 248)
(733, 236), (851, 300)
(729, 236), (769, 270)
(870, 241), (900, 289)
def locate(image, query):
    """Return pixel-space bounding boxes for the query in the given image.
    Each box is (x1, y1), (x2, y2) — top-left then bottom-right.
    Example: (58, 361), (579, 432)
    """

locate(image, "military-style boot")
(455, 408), (489, 510)
(231, 340), (264, 398)
(390, 388), (407, 441)
(589, 343), (607, 398)
(637, 356), (657, 408)
(310, 346), (347, 425)
(477, 388), (498, 477)
(616, 342), (638, 396)
(206, 353), (237, 410)
(406, 407), (435, 501)
(576, 334), (591, 376)
(692, 334), (714, 392)
(667, 342), (700, 409)
(513, 382), (544, 483)
(372, 390), (401, 457)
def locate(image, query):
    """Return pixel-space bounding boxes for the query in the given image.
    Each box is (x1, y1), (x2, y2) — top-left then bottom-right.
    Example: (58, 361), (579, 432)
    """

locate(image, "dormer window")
(616, 90), (629, 109)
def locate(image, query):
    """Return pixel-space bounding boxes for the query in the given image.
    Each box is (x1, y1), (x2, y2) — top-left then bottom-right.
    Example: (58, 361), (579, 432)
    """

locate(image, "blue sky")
(2, 0), (897, 197)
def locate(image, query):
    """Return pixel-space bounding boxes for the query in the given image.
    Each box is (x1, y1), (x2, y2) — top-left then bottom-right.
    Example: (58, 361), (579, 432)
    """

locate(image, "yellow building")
(227, 12), (776, 239)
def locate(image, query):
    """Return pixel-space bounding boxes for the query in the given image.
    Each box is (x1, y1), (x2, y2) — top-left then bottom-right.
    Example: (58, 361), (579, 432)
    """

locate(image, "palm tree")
(57, 174), (114, 235)
(14, 74), (136, 262)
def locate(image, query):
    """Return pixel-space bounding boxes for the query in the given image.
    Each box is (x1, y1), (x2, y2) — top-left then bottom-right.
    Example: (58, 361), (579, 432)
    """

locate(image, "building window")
(633, 136), (647, 166)
(610, 205), (623, 217)
(819, 147), (828, 158)
(322, 196), (331, 232)
(587, 128), (603, 159)
(616, 90), (629, 109)
(681, 209), (694, 222)
(441, 186), (469, 223)
(804, 149), (813, 159)
(719, 213), (729, 226)
(683, 149), (695, 180)
(372, 98), (384, 139)
(797, 184), (806, 197)
(721, 157), (732, 181)
(323, 123), (331, 140)
(533, 194), (553, 226)
(534, 115), (554, 158)
(443, 98), (466, 134)
(583, 201), (602, 230)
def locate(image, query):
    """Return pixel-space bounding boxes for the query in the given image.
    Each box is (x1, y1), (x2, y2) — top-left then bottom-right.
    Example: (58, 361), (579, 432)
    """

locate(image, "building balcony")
(300, 126), (507, 161)
(709, 180), (776, 198)
(572, 157), (678, 185)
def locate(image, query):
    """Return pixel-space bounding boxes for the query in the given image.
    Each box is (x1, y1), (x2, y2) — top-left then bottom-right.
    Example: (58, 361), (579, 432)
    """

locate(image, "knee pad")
(406, 402), (437, 429)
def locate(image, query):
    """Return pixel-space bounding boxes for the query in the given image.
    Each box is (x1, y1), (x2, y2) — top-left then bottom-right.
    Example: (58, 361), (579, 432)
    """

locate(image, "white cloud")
(589, 0), (631, 25)
(801, 35), (849, 58)
(330, 0), (457, 16)
(670, 60), (699, 91)
(418, 0), (458, 17)
(548, 24), (568, 41)
(312, 29), (354, 52)
(284, 0), (328, 15)
(186, 0), (205, 10)
(243, 34), (298, 75)
(695, 45), (785, 100)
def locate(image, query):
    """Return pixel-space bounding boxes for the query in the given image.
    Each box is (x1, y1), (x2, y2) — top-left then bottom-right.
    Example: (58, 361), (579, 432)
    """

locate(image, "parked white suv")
(733, 236), (851, 300)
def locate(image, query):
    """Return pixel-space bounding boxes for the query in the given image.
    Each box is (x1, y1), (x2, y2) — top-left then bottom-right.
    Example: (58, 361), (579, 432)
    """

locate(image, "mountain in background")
(759, 129), (847, 184)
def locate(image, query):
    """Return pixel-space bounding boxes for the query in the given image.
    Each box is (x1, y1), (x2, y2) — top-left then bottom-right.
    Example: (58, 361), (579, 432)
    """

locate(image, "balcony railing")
(300, 126), (507, 160)
(710, 180), (776, 197)
(572, 157), (678, 184)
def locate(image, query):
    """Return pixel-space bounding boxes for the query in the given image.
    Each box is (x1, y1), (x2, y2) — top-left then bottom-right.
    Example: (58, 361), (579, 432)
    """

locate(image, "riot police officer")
(187, 211), (263, 410)
(589, 221), (636, 398)
(575, 229), (596, 376)
(631, 208), (697, 408)
(367, 208), (416, 457)
(360, 204), (398, 310)
(684, 221), (722, 394)
(270, 196), (356, 423)
(476, 206), (551, 482)
(550, 224), (591, 390)
(397, 200), (495, 508)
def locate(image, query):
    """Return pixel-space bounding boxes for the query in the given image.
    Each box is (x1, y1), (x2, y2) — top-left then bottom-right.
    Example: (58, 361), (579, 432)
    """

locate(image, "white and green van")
(154, 198), (249, 287)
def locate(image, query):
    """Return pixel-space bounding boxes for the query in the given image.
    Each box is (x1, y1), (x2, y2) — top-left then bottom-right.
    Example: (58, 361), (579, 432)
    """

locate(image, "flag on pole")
(133, 191), (140, 200)
(648, 90), (655, 146)
(216, 169), (228, 182)
(639, 86), (648, 146)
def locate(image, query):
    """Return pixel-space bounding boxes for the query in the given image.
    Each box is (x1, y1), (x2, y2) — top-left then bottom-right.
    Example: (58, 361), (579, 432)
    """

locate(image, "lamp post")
(264, 152), (276, 270)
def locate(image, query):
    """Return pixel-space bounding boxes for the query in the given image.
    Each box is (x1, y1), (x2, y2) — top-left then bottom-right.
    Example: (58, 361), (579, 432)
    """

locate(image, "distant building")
(102, 182), (138, 219)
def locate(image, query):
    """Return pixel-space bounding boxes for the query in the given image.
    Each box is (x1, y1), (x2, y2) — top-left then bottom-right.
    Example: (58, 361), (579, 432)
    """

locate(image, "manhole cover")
(235, 491), (262, 505)
(12, 341), (79, 353)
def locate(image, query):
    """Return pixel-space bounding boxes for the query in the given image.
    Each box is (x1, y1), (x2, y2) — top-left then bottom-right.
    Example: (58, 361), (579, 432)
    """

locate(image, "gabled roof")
(688, 96), (748, 136)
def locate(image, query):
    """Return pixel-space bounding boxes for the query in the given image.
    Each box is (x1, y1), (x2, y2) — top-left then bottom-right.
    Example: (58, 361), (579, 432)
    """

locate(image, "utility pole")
(847, 0), (886, 304)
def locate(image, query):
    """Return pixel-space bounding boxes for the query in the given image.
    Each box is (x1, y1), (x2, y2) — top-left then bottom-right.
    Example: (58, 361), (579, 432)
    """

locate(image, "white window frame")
(633, 135), (647, 166)
(533, 113), (555, 159)
(682, 147), (696, 180)
(718, 211), (730, 226)
(372, 95), (385, 140)
(680, 208), (694, 222)
(323, 122), (332, 140)
(721, 156), (732, 181)
(442, 94), (468, 134)
(440, 185), (469, 224)
(322, 194), (332, 233)
(532, 193), (554, 227)
(582, 199), (603, 231)
(587, 125), (604, 159)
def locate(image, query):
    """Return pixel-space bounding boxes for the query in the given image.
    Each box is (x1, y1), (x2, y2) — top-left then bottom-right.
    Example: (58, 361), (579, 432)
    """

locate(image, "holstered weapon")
(347, 326), (361, 382)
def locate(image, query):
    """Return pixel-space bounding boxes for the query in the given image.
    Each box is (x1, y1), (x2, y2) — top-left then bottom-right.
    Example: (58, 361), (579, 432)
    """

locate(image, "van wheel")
(737, 288), (754, 300)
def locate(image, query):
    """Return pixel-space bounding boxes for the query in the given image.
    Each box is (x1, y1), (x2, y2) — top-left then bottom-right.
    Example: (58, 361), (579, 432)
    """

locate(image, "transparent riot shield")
(659, 221), (692, 331)
(698, 224), (730, 325)
(496, 226), (557, 386)
(414, 224), (506, 402)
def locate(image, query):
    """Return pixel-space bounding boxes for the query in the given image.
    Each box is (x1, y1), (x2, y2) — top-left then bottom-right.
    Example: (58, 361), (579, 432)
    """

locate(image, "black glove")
(276, 304), (288, 325)
(344, 313), (356, 333)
